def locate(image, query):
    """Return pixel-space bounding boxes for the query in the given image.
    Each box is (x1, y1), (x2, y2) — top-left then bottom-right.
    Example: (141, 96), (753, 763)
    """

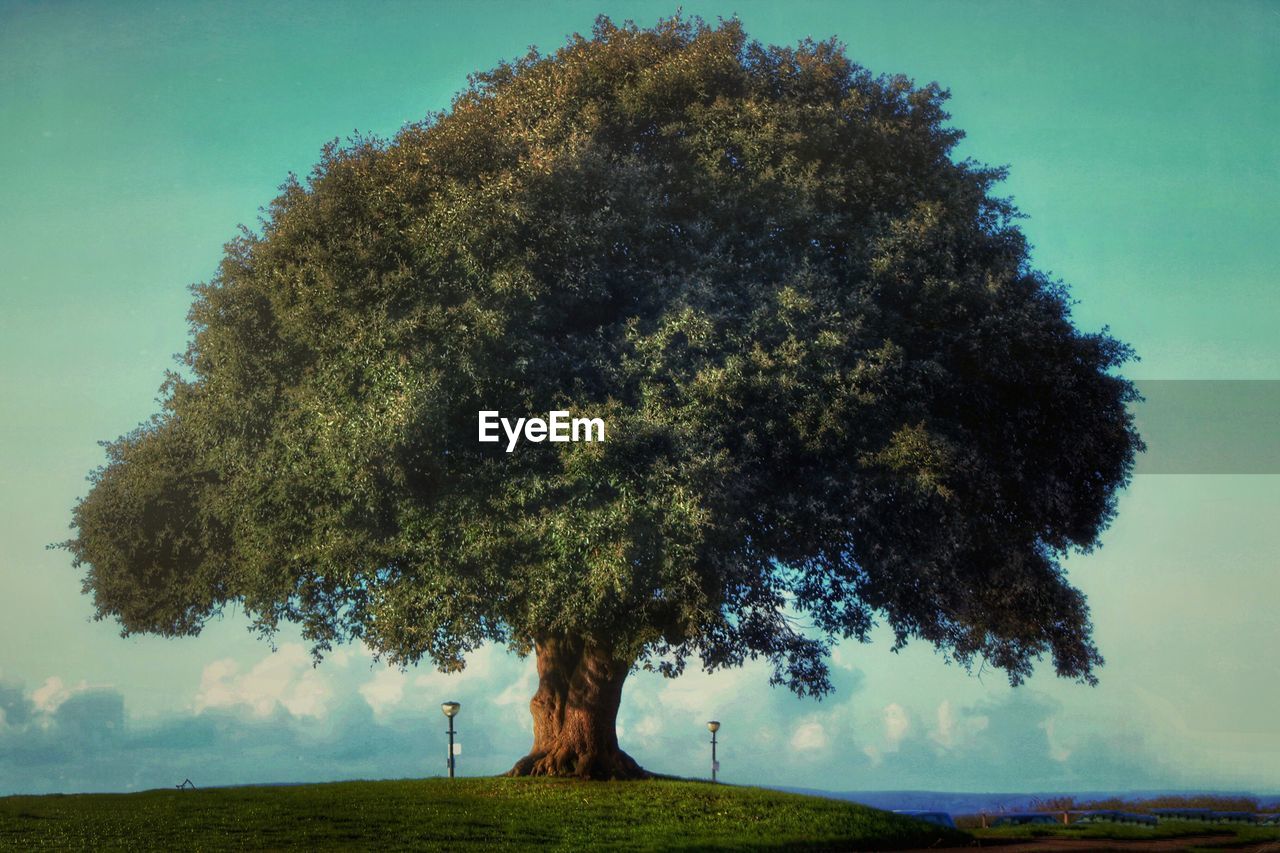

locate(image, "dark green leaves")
(65, 14), (1139, 694)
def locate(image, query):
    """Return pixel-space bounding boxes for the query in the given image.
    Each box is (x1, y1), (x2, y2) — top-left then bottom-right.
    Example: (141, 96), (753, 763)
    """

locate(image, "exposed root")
(505, 747), (649, 781)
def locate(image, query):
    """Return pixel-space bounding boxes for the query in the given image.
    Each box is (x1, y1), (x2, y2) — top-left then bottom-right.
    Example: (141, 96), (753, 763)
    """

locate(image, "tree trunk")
(505, 634), (648, 780)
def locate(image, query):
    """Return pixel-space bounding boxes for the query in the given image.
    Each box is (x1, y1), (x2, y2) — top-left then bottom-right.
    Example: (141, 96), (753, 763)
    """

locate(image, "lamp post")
(707, 720), (721, 782)
(441, 701), (461, 778)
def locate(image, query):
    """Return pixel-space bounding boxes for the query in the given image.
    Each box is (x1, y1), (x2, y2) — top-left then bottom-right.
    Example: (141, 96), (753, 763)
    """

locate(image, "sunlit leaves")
(65, 14), (1138, 695)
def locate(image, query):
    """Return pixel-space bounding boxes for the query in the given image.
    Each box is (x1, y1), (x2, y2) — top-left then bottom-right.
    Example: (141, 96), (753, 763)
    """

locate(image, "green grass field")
(972, 819), (1280, 850)
(0, 777), (969, 851)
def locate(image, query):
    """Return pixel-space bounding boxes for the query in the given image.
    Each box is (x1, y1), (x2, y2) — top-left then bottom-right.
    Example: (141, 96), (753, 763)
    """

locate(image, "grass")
(963, 794), (1280, 850)
(0, 776), (969, 851)
(972, 819), (1280, 851)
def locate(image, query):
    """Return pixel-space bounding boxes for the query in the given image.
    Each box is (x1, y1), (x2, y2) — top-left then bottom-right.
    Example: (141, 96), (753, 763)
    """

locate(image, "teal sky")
(2, 1), (1277, 795)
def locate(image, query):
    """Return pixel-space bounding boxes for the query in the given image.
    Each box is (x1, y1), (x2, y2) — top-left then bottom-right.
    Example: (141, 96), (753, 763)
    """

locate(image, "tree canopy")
(65, 15), (1140, 725)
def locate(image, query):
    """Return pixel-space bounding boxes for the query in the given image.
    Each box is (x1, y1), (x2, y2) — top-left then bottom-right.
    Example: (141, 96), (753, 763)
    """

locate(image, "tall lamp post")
(707, 720), (721, 782)
(441, 701), (461, 778)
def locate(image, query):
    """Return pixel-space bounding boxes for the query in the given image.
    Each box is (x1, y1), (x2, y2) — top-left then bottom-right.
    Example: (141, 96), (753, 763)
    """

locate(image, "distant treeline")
(951, 794), (1280, 829)
(1029, 794), (1279, 814)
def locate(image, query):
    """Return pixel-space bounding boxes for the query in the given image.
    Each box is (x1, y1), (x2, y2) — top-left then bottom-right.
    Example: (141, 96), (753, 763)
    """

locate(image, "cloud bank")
(0, 642), (1201, 796)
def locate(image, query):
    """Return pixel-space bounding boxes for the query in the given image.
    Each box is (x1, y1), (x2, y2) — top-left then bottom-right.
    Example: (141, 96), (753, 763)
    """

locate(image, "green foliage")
(1028, 794), (1272, 814)
(0, 778), (970, 851)
(972, 820), (1280, 848)
(63, 15), (1141, 692)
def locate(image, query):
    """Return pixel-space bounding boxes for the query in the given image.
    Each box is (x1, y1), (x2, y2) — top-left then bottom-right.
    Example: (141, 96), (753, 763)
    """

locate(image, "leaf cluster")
(63, 15), (1141, 692)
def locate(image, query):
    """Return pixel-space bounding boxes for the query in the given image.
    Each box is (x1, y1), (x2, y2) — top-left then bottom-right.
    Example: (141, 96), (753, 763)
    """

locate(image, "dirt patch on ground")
(947, 834), (1280, 852)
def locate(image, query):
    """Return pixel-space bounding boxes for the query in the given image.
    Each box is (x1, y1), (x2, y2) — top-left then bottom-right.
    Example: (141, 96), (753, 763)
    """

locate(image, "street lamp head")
(706, 720), (720, 733)
(441, 701), (461, 718)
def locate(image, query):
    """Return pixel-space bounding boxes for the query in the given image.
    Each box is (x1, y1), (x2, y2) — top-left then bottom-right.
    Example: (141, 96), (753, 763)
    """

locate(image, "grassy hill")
(0, 776), (968, 851)
(971, 820), (1280, 850)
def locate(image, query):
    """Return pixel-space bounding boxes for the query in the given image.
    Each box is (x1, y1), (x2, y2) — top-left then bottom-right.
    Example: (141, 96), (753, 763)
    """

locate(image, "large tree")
(63, 16), (1141, 780)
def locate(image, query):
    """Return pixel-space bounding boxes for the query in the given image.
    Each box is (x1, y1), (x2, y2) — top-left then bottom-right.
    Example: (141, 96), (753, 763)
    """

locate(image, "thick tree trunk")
(505, 634), (648, 780)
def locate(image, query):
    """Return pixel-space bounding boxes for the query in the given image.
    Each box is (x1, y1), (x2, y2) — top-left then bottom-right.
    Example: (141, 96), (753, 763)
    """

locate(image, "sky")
(1, 0), (1277, 797)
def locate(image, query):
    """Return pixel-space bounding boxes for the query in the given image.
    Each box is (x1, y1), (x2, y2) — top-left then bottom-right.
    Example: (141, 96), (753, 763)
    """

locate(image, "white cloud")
(329, 648), (358, 668)
(791, 719), (829, 752)
(830, 641), (861, 671)
(359, 667), (408, 715)
(1041, 717), (1072, 762)
(409, 644), (530, 697)
(32, 677), (72, 713)
(194, 644), (332, 718)
(31, 676), (93, 714)
(932, 700), (957, 748)
(628, 713), (664, 743)
(883, 702), (909, 750)
(492, 666), (537, 708)
(653, 661), (761, 720)
(928, 699), (991, 752)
